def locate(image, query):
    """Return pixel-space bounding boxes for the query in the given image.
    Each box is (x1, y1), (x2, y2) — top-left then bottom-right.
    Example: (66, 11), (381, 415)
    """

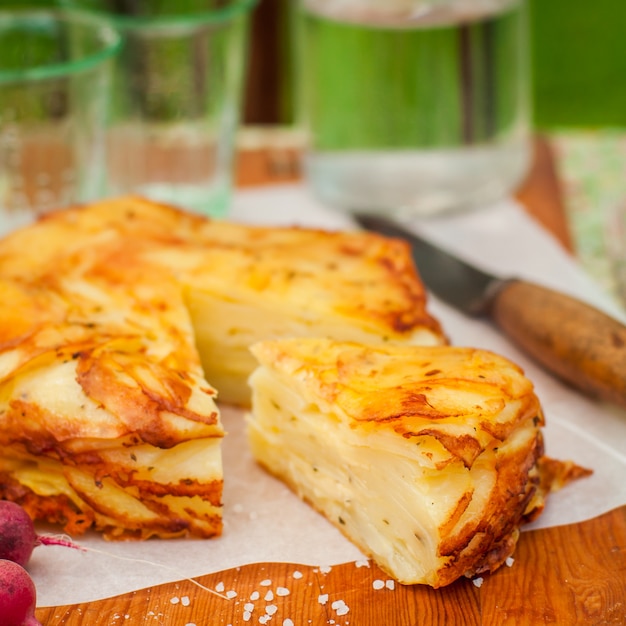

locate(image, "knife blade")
(356, 213), (626, 409)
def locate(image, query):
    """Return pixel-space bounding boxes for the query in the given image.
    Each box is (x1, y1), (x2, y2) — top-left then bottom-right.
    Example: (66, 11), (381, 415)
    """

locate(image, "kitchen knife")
(355, 213), (626, 409)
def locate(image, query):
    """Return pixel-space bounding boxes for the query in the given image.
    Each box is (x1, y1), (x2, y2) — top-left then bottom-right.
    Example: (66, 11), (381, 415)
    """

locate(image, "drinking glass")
(63, 0), (257, 218)
(0, 9), (121, 230)
(296, 0), (531, 217)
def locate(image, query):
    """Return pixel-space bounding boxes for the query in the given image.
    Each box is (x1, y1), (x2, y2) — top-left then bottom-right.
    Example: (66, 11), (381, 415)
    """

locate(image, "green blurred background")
(529, 0), (626, 129)
(4, 0), (626, 129)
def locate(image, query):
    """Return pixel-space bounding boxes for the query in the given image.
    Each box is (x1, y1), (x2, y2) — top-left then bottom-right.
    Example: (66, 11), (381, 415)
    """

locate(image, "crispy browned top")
(0, 196), (444, 450)
(250, 338), (543, 468)
(0, 196), (444, 337)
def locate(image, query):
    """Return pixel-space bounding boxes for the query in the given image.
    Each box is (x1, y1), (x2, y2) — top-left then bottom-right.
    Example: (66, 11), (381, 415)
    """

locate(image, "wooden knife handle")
(490, 279), (626, 407)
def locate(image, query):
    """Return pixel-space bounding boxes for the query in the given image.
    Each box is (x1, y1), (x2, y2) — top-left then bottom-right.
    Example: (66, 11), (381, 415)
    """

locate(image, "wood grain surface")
(35, 507), (626, 625)
(34, 134), (625, 625)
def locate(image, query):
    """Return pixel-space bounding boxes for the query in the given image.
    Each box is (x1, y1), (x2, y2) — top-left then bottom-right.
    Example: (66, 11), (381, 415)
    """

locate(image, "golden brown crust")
(250, 339), (541, 469)
(0, 196), (445, 342)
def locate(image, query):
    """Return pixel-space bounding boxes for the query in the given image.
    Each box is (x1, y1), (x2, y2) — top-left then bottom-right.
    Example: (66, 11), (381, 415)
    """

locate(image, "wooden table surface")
(35, 135), (626, 626)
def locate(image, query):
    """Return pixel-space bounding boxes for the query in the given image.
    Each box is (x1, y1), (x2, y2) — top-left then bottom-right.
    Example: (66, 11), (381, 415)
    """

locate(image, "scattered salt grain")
(250, 591), (260, 600)
(170, 596), (180, 604)
(259, 616), (270, 625)
(505, 556), (515, 567)
(276, 587), (290, 597)
(215, 582), (226, 593)
(331, 599), (350, 616)
(260, 578), (272, 586)
(283, 620), (295, 626)
(372, 580), (385, 590)
(318, 593), (329, 605)
(354, 559), (370, 568)
(226, 590), (238, 599)
(472, 577), (484, 588)
(266, 604), (278, 616)
(385, 580), (395, 590)
(243, 611), (252, 622)
(319, 565), (332, 574)
(244, 603), (255, 612)
(181, 596), (190, 607)
(265, 590), (274, 601)
(185, 623), (197, 626)
(292, 570), (303, 579)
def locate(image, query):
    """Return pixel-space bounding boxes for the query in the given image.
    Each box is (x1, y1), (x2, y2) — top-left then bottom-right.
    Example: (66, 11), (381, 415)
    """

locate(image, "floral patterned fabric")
(551, 130), (626, 307)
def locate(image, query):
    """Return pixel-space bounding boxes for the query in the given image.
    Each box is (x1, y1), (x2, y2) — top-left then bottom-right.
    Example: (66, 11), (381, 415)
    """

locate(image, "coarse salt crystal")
(181, 596), (190, 607)
(259, 616), (270, 625)
(244, 603), (255, 612)
(170, 596), (180, 604)
(266, 605), (278, 616)
(283, 620), (295, 626)
(292, 570), (303, 579)
(260, 578), (272, 586)
(265, 590), (274, 601)
(215, 582), (225, 593)
(318, 593), (329, 605)
(372, 580), (385, 590)
(319, 565), (332, 574)
(276, 587), (290, 596)
(472, 577), (484, 588)
(243, 611), (252, 622)
(332, 600), (350, 616)
(355, 559), (370, 568)
(250, 591), (260, 601)
(385, 580), (395, 590)
(505, 556), (515, 567)
(226, 590), (238, 599)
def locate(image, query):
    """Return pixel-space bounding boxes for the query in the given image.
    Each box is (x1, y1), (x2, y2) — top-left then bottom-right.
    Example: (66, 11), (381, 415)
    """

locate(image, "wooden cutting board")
(34, 506), (626, 625)
(35, 134), (626, 625)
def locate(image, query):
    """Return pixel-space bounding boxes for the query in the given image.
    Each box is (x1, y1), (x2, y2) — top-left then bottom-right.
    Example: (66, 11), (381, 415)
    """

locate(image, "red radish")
(0, 501), (39, 566)
(0, 559), (42, 626)
(0, 500), (83, 567)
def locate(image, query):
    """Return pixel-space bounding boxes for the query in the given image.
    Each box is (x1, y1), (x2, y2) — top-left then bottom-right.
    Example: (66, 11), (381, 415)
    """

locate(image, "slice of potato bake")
(247, 338), (547, 587)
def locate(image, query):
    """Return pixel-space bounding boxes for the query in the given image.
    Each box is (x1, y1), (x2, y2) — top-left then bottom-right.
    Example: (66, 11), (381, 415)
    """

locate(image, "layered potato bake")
(0, 196), (579, 586)
(247, 339), (547, 587)
(0, 196), (445, 540)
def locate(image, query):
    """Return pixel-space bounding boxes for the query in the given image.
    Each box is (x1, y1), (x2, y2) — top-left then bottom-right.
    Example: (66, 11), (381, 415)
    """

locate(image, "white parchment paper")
(29, 185), (626, 607)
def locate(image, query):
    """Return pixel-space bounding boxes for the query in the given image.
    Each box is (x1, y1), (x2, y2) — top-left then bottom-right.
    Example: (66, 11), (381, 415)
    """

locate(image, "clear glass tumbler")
(0, 9), (121, 230)
(63, 0), (257, 218)
(296, 0), (531, 217)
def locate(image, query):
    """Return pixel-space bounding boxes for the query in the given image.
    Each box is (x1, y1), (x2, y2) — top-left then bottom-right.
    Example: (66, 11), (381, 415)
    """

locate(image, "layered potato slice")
(247, 338), (546, 587)
(0, 246), (223, 539)
(0, 196), (445, 538)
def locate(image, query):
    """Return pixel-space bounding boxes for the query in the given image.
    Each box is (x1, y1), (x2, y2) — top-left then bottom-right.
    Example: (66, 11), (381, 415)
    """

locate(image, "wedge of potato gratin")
(247, 339), (549, 587)
(0, 196), (445, 540)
